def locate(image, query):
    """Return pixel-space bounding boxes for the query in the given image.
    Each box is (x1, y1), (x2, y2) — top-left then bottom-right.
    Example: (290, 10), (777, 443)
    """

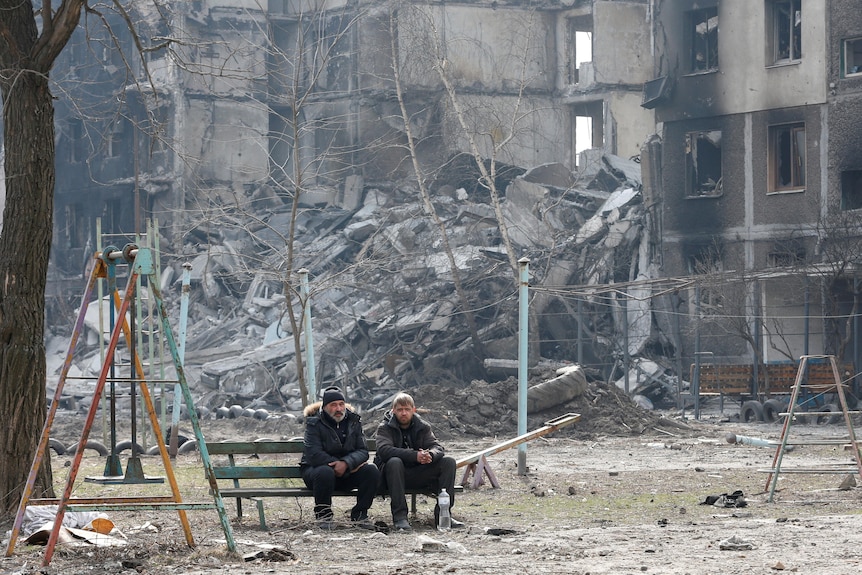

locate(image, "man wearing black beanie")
(300, 386), (379, 530)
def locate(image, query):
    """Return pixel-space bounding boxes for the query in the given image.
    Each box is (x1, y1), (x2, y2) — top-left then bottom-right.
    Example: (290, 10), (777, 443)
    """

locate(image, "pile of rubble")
(47, 151), (678, 421)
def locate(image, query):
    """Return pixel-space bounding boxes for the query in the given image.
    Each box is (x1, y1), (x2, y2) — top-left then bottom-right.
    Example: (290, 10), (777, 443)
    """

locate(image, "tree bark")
(0, 0), (70, 519)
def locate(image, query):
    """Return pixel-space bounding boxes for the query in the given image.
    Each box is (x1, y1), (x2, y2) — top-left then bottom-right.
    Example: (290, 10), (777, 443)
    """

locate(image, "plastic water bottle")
(437, 488), (451, 531)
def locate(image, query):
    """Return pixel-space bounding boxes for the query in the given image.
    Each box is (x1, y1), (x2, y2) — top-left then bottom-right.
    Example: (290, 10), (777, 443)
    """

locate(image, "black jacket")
(299, 401), (369, 471)
(374, 410), (445, 468)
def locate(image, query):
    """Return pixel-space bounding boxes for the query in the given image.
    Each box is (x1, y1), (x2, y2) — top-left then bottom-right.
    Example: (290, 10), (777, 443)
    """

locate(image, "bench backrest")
(207, 438), (378, 481)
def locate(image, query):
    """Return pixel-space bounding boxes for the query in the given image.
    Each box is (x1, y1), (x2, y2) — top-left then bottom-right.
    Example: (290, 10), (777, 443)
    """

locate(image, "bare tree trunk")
(387, 9), (486, 361)
(0, 58), (57, 517)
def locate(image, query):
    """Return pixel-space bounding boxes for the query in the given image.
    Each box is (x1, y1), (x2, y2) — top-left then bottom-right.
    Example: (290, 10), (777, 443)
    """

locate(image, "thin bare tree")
(385, 6), (485, 360)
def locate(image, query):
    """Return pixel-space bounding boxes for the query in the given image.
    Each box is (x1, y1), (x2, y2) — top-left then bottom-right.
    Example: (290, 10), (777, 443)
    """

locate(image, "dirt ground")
(3, 379), (862, 575)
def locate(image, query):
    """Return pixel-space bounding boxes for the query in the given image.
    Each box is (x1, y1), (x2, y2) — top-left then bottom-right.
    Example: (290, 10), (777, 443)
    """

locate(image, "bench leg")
(410, 493), (417, 517)
(255, 498), (267, 530)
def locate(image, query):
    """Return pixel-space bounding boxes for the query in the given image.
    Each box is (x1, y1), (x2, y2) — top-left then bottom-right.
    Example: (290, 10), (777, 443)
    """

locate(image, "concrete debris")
(718, 534), (754, 551)
(614, 358), (679, 406)
(417, 535), (468, 553)
(514, 365), (588, 413)
(47, 152), (671, 418)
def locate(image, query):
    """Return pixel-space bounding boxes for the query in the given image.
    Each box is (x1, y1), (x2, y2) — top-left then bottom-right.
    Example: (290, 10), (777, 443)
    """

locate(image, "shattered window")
(841, 170), (862, 211)
(769, 123), (805, 192)
(685, 131), (722, 197)
(771, 0), (802, 63)
(843, 37), (862, 77)
(689, 8), (718, 73)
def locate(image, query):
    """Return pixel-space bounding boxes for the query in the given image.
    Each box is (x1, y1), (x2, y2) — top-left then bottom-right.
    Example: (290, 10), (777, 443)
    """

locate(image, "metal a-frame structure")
(762, 354), (862, 502)
(4, 245), (236, 565)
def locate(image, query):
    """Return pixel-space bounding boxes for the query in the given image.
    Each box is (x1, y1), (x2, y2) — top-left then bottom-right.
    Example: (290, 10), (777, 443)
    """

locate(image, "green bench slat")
(206, 438), (377, 456)
(220, 487), (315, 498)
(206, 441), (304, 455)
(213, 466), (303, 480)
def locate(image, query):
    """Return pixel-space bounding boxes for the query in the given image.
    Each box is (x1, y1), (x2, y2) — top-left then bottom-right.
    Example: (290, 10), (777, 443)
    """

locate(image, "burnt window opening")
(62, 203), (82, 249)
(144, 106), (170, 156)
(769, 123), (805, 192)
(68, 119), (84, 163)
(685, 130), (722, 197)
(841, 170), (862, 211)
(686, 243), (724, 314)
(565, 15), (592, 85)
(269, 109), (296, 183)
(313, 14), (354, 92)
(270, 20), (306, 94)
(767, 241), (805, 267)
(107, 119), (127, 158)
(770, 0), (802, 64)
(843, 37), (862, 77)
(685, 243), (723, 276)
(688, 7), (718, 73)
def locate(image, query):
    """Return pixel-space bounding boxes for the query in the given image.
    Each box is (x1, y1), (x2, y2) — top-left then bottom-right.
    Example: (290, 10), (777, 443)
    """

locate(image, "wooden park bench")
(206, 438), (462, 530)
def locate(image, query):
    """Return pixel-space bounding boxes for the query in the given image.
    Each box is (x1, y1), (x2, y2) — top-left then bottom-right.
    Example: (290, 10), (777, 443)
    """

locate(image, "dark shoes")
(317, 518), (336, 531)
(350, 510), (375, 530)
(352, 517), (375, 530)
(393, 518), (412, 531)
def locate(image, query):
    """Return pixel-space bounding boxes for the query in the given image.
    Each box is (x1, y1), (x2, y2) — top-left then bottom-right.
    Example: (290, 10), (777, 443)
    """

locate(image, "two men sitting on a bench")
(300, 386), (463, 531)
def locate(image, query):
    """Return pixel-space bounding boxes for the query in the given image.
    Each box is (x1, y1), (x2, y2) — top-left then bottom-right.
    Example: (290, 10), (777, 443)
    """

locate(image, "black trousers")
(380, 456), (456, 521)
(302, 463), (380, 520)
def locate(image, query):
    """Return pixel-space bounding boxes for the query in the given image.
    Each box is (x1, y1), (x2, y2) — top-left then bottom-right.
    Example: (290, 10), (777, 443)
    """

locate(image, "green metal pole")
(518, 257), (530, 475)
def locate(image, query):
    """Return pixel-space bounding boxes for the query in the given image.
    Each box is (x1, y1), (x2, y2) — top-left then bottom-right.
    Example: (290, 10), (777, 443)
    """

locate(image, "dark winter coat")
(374, 410), (445, 468)
(299, 401), (369, 472)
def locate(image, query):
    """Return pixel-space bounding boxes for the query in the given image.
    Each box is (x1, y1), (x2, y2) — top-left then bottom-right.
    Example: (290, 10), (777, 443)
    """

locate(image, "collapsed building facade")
(42, 0), (862, 411)
(50, 0), (654, 266)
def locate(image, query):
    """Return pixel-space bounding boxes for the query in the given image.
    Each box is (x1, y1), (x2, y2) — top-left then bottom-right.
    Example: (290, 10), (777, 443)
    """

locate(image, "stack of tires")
(739, 399), (842, 424)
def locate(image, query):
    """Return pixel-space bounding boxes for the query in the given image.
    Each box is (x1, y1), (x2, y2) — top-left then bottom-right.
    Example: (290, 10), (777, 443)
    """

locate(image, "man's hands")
(416, 449), (432, 465)
(329, 460), (349, 477)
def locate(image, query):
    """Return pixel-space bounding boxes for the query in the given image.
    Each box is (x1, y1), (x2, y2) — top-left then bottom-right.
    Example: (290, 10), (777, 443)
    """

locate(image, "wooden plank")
(206, 441), (303, 455)
(455, 413), (580, 468)
(219, 485), (462, 499)
(212, 466), (303, 480)
(220, 488), (319, 498)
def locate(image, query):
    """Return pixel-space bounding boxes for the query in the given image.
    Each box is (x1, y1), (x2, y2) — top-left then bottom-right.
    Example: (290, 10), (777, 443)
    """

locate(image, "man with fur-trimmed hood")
(300, 386), (379, 530)
(374, 392), (463, 531)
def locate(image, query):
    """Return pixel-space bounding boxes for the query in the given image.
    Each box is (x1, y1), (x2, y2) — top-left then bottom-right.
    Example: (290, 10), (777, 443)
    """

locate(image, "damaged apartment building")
(642, 0), (862, 380)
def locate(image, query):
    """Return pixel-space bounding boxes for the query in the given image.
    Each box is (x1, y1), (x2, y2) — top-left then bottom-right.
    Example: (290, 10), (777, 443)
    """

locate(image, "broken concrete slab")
(521, 162), (575, 189)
